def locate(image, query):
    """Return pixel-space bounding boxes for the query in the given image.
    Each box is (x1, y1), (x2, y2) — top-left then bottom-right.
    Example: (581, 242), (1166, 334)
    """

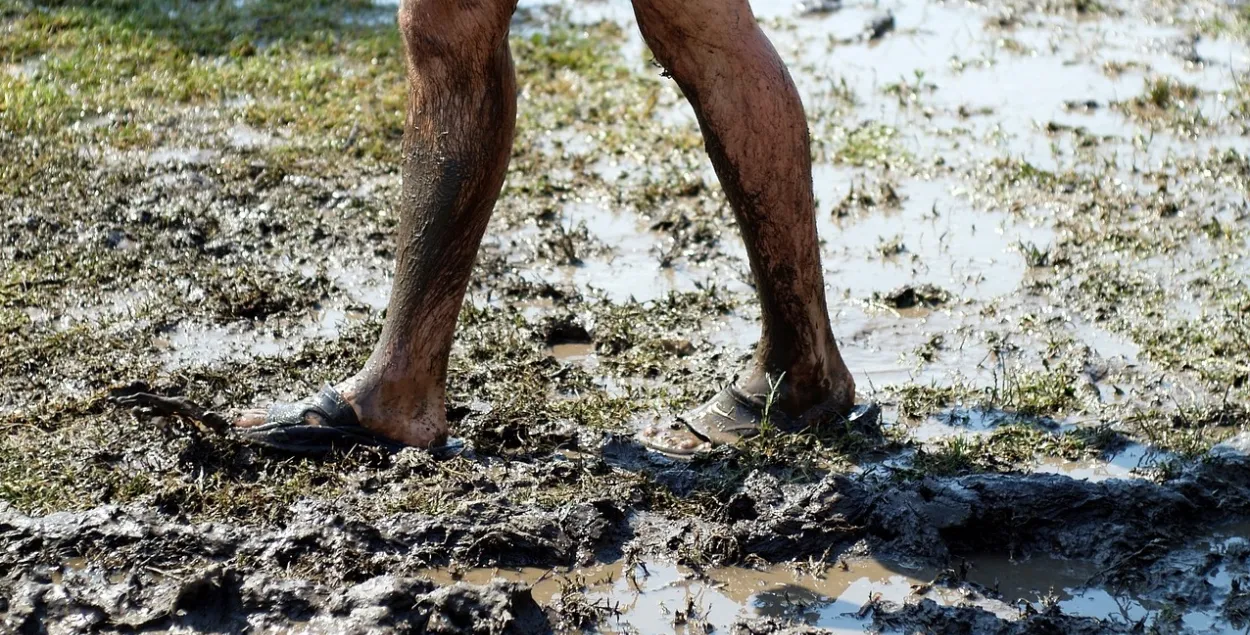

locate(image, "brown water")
(548, 342), (596, 361)
(422, 549), (1242, 633)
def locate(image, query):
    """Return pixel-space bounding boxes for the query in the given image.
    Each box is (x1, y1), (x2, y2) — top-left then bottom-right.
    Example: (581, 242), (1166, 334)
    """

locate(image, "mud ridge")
(2, 562), (547, 634)
(8, 434), (1250, 631)
(622, 432), (1250, 576)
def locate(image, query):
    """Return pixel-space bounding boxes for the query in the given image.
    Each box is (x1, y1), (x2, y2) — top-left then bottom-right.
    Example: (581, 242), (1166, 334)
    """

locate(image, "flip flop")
(638, 386), (881, 459)
(237, 384), (467, 458)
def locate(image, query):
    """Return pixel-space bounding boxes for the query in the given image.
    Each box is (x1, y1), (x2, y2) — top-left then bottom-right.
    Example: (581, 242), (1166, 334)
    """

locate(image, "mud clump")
(875, 284), (952, 309)
(10, 437), (1250, 630)
(871, 599), (1130, 634)
(2, 562), (546, 634)
(622, 432), (1250, 572)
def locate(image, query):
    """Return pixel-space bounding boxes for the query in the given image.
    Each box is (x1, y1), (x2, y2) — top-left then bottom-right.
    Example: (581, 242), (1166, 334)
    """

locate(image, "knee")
(398, 0), (516, 60)
(631, 0), (755, 70)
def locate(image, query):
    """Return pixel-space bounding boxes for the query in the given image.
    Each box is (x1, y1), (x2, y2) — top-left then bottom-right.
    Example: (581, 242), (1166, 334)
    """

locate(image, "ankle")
(335, 372), (449, 448)
(739, 350), (854, 416)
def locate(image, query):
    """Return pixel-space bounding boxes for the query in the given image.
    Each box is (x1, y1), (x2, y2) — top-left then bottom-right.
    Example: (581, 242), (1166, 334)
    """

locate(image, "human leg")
(235, 0), (519, 449)
(633, 0), (854, 447)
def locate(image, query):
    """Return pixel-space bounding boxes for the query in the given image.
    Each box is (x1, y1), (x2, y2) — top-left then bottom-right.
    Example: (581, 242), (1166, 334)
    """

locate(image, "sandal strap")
(264, 384), (359, 429)
(680, 385), (796, 446)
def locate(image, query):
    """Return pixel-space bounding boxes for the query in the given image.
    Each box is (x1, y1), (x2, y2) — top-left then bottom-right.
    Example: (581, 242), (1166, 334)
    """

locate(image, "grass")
(1116, 77), (1210, 134)
(895, 384), (975, 419)
(911, 423), (1113, 477)
(2, 0), (1250, 531)
(0, 0), (405, 156)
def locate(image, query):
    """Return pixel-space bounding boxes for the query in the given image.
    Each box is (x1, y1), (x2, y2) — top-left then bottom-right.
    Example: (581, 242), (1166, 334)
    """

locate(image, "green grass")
(911, 424), (1110, 477)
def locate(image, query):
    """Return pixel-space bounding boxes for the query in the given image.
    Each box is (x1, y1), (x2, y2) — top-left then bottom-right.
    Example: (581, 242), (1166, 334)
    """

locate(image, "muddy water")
(1033, 442), (1168, 481)
(425, 546), (1245, 633)
(548, 342), (595, 361)
(423, 559), (930, 632)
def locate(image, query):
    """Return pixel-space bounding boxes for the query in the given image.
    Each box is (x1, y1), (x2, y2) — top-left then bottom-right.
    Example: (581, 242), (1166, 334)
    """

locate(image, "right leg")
(235, 0), (518, 447)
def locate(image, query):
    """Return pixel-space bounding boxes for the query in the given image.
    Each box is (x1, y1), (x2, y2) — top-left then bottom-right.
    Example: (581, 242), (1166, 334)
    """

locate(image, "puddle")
(154, 304), (369, 370)
(225, 123), (276, 151)
(423, 547), (1250, 633)
(818, 178), (1050, 302)
(422, 558), (930, 632)
(1034, 443), (1169, 481)
(548, 341), (594, 361)
(907, 407), (1016, 442)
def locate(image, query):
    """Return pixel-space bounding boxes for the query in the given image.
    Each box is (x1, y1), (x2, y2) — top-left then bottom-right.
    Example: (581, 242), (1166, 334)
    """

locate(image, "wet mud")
(10, 433), (1250, 631)
(4, 0), (1250, 631)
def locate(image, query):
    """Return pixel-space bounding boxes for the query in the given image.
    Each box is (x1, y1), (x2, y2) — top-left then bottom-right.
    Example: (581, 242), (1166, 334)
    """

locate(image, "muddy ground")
(3, 0), (1250, 632)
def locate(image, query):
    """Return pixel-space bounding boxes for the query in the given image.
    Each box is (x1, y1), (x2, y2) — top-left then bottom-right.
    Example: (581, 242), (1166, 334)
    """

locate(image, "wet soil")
(3, 0), (1250, 631)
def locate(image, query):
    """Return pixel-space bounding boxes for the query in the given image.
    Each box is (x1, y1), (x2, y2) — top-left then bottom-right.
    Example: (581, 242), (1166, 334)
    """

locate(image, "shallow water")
(424, 538), (1250, 634)
(1033, 442), (1167, 480)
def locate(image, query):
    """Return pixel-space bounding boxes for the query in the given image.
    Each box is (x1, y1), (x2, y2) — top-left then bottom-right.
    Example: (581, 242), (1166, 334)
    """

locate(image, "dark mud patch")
(873, 283), (953, 310)
(2, 562), (546, 634)
(10, 434), (1250, 631)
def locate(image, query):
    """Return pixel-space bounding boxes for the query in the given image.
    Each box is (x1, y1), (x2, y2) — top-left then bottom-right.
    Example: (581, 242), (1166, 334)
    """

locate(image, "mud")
(4, 0), (1250, 631)
(9, 434), (1250, 631)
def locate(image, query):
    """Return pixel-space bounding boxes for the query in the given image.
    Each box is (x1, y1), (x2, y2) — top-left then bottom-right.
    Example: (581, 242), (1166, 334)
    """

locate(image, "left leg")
(635, 0), (855, 448)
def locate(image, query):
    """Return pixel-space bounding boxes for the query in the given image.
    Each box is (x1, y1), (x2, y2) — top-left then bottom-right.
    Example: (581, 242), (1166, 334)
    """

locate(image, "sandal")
(638, 386), (880, 458)
(115, 384), (466, 457)
(237, 384), (409, 454)
(239, 385), (468, 457)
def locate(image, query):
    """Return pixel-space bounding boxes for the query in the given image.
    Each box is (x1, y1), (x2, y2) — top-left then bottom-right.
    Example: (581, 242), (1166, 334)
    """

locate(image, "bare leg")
(634, 0), (854, 418)
(236, 0), (518, 447)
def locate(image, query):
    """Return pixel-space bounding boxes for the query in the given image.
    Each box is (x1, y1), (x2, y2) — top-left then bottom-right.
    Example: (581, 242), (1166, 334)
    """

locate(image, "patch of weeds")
(883, 70), (936, 108)
(0, 0), (408, 157)
(912, 435), (990, 476)
(1102, 60), (1147, 78)
(991, 157), (1056, 188)
(513, 19), (625, 82)
(822, 122), (904, 167)
(1017, 241), (1052, 267)
(874, 284), (951, 310)
(995, 37), (1030, 55)
(1063, 423), (1126, 455)
(894, 383), (974, 419)
(1198, 2), (1250, 40)
(1120, 401), (1244, 467)
(591, 289), (734, 374)
(1117, 77), (1209, 134)
(831, 179), (901, 217)
(1040, 0), (1110, 16)
(1140, 77), (1200, 111)
(552, 575), (620, 630)
(539, 220), (597, 266)
(1232, 73), (1249, 124)
(1127, 408), (1230, 462)
(911, 423), (1098, 476)
(911, 335), (947, 365)
(987, 360), (1083, 418)
(206, 268), (332, 322)
(1129, 292), (1250, 391)
(875, 234), (907, 258)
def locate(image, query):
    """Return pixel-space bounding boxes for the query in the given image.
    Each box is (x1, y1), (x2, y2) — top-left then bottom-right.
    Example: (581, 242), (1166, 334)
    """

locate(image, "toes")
(234, 409), (268, 428)
(639, 423), (708, 453)
(234, 407), (326, 429)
